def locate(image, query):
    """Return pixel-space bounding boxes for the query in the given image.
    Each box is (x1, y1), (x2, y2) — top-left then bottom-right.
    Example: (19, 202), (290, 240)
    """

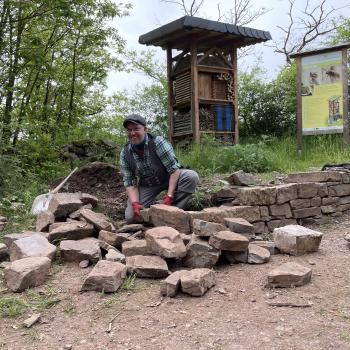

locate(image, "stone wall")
(200, 171), (350, 234)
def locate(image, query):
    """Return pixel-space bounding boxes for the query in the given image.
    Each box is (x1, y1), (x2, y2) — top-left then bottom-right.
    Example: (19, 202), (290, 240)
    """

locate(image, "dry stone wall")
(205, 171), (350, 234)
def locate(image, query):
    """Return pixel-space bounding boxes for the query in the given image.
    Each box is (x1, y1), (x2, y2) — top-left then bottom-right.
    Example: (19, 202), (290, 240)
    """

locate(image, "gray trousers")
(125, 169), (199, 223)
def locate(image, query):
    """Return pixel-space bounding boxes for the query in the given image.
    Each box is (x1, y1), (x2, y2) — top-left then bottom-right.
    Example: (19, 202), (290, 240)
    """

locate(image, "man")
(120, 114), (199, 223)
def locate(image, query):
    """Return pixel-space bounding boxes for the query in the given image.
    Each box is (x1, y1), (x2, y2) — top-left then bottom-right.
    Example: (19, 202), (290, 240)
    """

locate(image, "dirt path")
(1, 216), (350, 350)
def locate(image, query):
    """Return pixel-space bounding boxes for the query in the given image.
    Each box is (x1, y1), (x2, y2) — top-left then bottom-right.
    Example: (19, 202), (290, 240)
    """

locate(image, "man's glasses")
(126, 126), (144, 134)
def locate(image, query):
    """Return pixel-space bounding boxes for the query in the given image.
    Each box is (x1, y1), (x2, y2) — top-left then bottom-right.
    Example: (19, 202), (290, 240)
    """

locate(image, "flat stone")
(250, 241), (279, 255)
(35, 211), (55, 232)
(60, 238), (101, 263)
(266, 220), (283, 231)
(214, 186), (240, 198)
(267, 262), (312, 288)
(48, 193), (82, 219)
(80, 208), (115, 231)
(148, 204), (191, 234)
(269, 203), (292, 218)
(68, 204), (93, 219)
(10, 234), (56, 261)
(80, 193), (98, 207)
(228, 170), (257, 186)
(160, 270), (185, 297)
(126, 255), (169, 278)
(199, 206), (260, 224)
(272, 225), (323, 256)
(252, 221), (266, 234)
(223, 218), (254, 237)
(122, 240), (151, 256)
(3, 232), (41, 249)
(209, 231), (249, 252)
(298, 183), (326, 198)
(105, 249), (126, 263)
(81, 260), (127, 293)
(284, 171), (342, 183)
(47, 221), (94, 243)
(4, 257), (51, 292)
(239, 186), (277, 205)
(180, 268), (216, 297)
(290, 198), (311, 209)
(145, 226), (186, 258)
(192, 219), (226, 237)
(292, 207), (321, 219)
(275, 184), (298, 204)
(23, 313), (41, 328)
(0, 243), (9, 261)
(310, 197), (322, 207)
(117, 224), (145, 233)
(183, 235), (220, 268)
(247, 244), (270, 264)
(99, 230), (122, 247)
(223, 250), (248, 263)
(321, 205), (336, 214)
(181, 233), (191, 245)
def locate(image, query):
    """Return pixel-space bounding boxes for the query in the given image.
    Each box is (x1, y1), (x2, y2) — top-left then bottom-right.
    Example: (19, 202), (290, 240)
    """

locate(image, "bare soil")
(1, 215), (350, 349)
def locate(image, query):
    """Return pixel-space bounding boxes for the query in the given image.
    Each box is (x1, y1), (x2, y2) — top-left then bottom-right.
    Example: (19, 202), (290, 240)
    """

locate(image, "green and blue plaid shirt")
(120, 134), (181, 187)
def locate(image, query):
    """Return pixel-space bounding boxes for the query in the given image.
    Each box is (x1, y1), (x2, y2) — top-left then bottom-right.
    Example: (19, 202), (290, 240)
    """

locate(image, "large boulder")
(183, 235), (220, 268)
(126, 255), (169, 278)
(209, 231), (249, 252)
(148, 204), (191, 234)
(267, 262), (312, 288)
(4, 257), (51, 292)
(81, 260), (127, 293)
(47, 221), (94, 243)
(80, 208), (115, 232)
(272, 225), (323, 256)
(60, 238), (101, 263)
(9, 234), (56, 261)
(48, 193), (82, 219)
(192, 219), (226, 237)
(180, 268), (216, 297)
(145, 226), (186, 258)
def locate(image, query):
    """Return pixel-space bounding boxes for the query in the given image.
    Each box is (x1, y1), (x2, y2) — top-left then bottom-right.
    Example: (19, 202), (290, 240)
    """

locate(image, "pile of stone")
(0, 192), (324, 296)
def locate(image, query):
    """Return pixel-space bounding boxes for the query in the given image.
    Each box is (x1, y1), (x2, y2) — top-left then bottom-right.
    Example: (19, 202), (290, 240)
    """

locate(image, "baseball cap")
(123, 114), (146, 128)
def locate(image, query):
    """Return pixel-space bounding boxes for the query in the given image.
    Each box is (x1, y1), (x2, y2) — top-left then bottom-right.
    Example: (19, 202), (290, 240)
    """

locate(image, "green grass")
(0, 297), (28, 318)
(121, 274), (137, 291)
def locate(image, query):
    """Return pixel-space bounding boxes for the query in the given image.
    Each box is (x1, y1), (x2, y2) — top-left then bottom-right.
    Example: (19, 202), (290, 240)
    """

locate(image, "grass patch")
(121, 274), (137, 291)
(0, 297), (28, 318)
(25, 286), (60, 311)
(63, 298), (76, 314)
(340, 332), (350, 342)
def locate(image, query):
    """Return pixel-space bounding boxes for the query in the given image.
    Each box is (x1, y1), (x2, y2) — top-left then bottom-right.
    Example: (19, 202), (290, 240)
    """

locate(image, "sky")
(107, 0), (350, 95)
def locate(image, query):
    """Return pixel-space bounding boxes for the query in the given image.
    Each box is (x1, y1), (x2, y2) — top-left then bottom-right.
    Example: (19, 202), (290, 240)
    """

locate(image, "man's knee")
(178, 169), (200, 193)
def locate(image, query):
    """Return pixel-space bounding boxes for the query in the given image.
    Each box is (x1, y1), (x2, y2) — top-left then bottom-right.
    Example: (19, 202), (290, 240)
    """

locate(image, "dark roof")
(139, 16), (272, 50)
(289, 42), (350, 58)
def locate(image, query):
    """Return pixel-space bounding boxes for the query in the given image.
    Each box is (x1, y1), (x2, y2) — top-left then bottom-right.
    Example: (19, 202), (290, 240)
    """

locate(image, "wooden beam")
(167, 46), (174, 144)
(342, 48), (349, 146)
(191, 40), (200, 144)
(232, 47), (239, 145)
(296, 56), (303, 155)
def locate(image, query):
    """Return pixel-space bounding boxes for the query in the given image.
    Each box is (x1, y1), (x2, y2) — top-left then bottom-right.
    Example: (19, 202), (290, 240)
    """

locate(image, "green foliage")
(0, 298), (27, 318)
(121, 274), (137, 291)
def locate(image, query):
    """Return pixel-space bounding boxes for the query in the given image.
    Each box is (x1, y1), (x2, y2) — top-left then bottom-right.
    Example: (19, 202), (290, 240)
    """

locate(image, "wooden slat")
(167, 46), (174, 143)
(191, 41), (200, 144)
(342, 48), (349, 146)
(198, 65), (233, 74)
(232, 47), (239, 145)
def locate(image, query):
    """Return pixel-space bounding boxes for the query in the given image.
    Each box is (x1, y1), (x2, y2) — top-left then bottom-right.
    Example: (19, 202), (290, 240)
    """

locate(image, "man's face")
(125, 122), (147, 145)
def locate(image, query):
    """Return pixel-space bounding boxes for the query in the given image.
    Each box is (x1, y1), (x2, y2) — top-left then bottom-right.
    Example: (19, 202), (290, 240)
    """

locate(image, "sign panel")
(301, 50), (343, 135)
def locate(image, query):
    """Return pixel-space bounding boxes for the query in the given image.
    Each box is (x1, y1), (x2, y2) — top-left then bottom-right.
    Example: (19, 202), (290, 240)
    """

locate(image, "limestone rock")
(209, 231), (249, 252)
(247, 244), (270, 264)
(10, 234), (56, 262)
(60, 238), (101, 263)
(223, 217), (254, 238)
(192, 219), (226, 237)
(145, 226), (186, 258)
(228, 170), (257, 186)
(126, 255), (169, 278)
(122, 240), (151, 256)
(160, 270), (184, 297)
(273, 225), (323, 256)
(0, 243), (9, 261)
(148, 204), (191, 234)
(81, 260), (127, 293)
(180, 268), (216, 297)
(4, 257), (51, 292)
(48, 193), (82, 219)
(105, 249), (126, 263)
(36, 211), (55, 232)
(267, 262), (312, 288)
(183, 235), (220, 268)
(47, 221), (94, 243)
(80, 208), (115, 231)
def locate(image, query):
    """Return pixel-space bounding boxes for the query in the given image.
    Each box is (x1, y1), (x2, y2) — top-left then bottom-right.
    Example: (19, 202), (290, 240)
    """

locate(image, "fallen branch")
(267, 301), (313, 308)
(106, 312), (121, 333)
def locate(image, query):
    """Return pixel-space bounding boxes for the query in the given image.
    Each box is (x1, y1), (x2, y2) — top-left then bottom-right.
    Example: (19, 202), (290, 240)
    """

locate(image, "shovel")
(30, 167), (78, 215)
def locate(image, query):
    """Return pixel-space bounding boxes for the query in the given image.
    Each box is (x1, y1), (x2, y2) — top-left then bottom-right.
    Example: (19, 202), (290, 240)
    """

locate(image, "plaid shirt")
(120, 134), (181, 187)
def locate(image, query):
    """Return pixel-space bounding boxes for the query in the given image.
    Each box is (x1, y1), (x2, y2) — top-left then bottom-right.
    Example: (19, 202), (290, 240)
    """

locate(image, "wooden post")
(296, 56), (303, 155)
(232, 47), (239, 145)
(342, 48), (349, 146)
(191, 41), (200, 144)
(166, 46), (174, 144)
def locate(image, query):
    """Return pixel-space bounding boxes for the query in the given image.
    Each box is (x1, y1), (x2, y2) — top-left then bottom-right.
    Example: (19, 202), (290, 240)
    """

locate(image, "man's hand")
(132, 202), (144, 222)
(162, 195), (173, 206)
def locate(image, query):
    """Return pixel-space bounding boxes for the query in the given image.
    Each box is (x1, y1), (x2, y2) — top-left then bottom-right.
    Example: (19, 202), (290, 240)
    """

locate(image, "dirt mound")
(51, 162), (127, 220)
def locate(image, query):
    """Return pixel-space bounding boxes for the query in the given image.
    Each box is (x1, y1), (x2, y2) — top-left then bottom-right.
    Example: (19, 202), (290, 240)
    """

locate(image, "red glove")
(132, 202), (144, 222)
(162, 195), (173, 206)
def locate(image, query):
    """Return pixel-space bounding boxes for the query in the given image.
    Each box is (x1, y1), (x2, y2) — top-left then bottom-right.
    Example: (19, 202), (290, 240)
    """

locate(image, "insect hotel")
(139, 16), (271, 145)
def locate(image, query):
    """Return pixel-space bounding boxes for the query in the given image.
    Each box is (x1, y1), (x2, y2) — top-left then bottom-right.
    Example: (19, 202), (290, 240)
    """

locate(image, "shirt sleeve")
(154, 136), (181, 174)
(119, 147), (138, 188)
